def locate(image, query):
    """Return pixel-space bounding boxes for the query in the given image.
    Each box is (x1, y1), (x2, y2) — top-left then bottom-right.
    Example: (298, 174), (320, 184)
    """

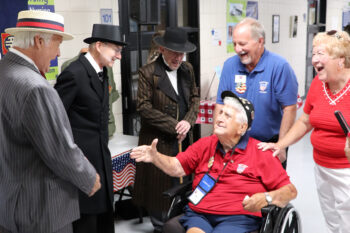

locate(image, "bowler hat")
(84, 24), (127, 46)
(154, 27), (196, 53)
(5, 10), (73, 40)
(221, 91), (255, 129)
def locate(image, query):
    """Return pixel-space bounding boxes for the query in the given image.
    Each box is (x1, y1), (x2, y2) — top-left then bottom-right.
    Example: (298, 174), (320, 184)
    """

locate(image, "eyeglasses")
(102, 42), (122, 54)
(326, 30), (342, 40)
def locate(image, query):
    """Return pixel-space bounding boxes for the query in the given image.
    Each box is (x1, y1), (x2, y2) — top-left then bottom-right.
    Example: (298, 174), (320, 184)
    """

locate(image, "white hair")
(223, 97), (248, 135)
(12, 31), (53, 49)
(235, 17), (265, 44)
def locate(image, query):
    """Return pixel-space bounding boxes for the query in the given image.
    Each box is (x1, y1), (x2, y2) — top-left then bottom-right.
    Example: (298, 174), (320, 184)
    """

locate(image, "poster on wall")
(290, 15), (298, 38)
(0, 0), (28, 58)
(246, 1), (258, 19)
(227, 0), (247, 53)
(0, 0), (57, 81)
(342, 6), (350, 29)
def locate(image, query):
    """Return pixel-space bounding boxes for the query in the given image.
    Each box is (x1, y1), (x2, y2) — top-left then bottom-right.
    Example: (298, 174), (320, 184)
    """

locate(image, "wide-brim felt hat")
(84, 24), (127, 46)
(5, 10), (73, 41)
(221, 91), (255, 129)
(154, 27), (196, 53)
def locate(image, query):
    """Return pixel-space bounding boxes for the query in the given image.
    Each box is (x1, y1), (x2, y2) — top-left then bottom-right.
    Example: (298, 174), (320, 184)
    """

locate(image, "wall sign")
(100, 8), (113, 25)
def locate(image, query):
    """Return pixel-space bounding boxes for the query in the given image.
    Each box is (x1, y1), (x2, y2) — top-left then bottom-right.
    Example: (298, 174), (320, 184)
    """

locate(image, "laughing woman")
(258, 30), (350, 233)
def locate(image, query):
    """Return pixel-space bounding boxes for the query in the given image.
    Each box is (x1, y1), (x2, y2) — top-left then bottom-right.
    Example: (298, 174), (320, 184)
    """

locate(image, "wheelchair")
(162, 181), (301, 233)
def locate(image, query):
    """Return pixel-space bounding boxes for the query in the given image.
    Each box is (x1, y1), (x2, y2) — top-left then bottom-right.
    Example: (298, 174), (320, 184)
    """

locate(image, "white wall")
(55, 0), (124, 134)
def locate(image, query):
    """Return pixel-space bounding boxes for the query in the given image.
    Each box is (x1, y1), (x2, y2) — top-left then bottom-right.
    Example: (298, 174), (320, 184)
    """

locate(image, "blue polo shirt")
(216, 50), (298, 141)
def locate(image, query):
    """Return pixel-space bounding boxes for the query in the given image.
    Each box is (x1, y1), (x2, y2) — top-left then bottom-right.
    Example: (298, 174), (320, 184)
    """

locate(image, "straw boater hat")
(154, 27), (196, 53)
(5, 10), (73, 40)
(84, 24), (127, 46)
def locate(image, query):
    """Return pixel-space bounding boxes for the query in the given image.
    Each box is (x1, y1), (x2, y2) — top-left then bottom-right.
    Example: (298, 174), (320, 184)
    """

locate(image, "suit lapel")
(154, 59), (178, 102)
(78, 54), (103, 100)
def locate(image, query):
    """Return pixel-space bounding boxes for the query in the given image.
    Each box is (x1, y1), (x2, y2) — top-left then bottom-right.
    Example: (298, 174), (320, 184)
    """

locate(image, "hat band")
(16, 18), (64, 32)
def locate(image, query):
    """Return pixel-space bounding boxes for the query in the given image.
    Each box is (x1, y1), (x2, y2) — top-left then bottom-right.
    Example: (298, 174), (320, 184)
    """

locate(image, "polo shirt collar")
(216, 133), (249, 155)
(237, 49), (267, 74)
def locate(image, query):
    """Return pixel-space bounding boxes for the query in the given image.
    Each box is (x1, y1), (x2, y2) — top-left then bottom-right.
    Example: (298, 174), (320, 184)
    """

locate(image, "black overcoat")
(54, 54), (113, 214)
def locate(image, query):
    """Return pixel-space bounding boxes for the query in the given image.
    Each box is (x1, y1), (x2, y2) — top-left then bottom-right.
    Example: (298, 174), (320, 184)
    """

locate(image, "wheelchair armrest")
(163, 180), (192, 198)
(261, 205), (280, 217)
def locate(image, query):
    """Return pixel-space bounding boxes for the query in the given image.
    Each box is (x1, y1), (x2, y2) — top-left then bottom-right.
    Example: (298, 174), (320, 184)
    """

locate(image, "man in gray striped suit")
(0, 10), (101, 233)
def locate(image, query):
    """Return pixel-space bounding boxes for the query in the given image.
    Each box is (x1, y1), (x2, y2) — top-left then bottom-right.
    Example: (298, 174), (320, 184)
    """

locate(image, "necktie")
(97, 72), (103, 82)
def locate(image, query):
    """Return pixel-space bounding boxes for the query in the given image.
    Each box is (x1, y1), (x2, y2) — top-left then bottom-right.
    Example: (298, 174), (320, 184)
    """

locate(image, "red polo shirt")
(176, 134), (291, 217)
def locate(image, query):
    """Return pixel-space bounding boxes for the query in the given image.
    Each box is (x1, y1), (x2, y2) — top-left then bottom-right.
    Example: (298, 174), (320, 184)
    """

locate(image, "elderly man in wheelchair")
(131, 91), (298, 233)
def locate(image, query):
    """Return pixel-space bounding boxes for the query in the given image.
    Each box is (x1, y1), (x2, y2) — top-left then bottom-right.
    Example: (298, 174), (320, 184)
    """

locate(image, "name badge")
(235, 75), (246, 83)
(188, 173), (216, 205)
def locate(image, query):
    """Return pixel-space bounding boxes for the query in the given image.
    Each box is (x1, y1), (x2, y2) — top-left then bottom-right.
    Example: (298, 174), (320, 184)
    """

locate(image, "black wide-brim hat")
(221, 91), (255, 129)
(84, 24), (127, 46)
(154, 27), (196, 53)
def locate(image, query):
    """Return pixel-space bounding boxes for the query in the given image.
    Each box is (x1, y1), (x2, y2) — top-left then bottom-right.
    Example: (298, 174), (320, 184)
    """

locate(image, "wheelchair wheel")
(273, 204), (301, 233)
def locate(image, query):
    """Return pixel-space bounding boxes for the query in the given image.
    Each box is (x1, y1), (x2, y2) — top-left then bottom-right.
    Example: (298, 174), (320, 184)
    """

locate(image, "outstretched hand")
(257, 142), (286, 163)
(130, 138), (158, 163)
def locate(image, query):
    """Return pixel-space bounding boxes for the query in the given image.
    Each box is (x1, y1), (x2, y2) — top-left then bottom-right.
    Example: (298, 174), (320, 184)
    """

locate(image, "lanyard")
(207, 144), (236, 183)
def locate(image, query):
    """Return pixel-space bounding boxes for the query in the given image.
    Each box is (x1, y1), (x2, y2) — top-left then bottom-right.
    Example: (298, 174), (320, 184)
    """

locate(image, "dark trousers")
(149, 209), (168, 233)
(0, 224), (73, 233)
(73, 211), (115, 233)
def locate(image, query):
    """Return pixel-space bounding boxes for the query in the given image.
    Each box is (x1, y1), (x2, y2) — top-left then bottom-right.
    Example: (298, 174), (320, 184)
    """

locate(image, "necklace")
(331, 89), (340, 95)
(323, 81), (350, 105)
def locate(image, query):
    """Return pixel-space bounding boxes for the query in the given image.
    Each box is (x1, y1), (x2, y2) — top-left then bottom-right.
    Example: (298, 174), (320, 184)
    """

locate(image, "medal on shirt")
(235, 75), (247, 94)
(208, 156), (214, 168)
(188, 173), (217, 205)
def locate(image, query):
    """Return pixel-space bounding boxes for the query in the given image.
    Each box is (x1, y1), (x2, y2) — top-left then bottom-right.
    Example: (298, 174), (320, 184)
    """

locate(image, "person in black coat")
(54, 24), (126, 233)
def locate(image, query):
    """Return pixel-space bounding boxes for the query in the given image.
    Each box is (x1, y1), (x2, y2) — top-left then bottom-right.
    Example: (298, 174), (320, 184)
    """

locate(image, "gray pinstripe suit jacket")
(0, 52), (97, 233)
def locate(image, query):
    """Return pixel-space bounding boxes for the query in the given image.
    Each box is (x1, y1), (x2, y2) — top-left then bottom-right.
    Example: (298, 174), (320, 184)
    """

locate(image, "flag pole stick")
(178, 142), (183, 184)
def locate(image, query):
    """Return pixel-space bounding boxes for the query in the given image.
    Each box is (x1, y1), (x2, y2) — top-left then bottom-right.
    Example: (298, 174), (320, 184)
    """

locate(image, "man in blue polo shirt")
(216, 17), (298, 167)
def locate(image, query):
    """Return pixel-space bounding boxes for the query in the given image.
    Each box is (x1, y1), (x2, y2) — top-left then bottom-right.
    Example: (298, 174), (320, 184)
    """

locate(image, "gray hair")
(236, 17), (265, 44)
(12, 31), (53, 49)
(88, 42), (96, 50)
(223, 97), (248, 135)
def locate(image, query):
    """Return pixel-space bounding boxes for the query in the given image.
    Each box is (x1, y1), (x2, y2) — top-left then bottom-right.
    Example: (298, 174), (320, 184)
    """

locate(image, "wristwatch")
(264, 192), (273, 205)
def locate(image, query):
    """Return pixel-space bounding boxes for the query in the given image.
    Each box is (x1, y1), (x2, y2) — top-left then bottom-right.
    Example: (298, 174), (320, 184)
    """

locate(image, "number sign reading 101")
(100, 9), (113, 25)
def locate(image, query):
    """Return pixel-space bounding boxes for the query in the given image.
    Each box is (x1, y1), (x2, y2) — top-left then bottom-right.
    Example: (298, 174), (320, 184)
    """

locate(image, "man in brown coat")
(133, 27), (200, 232)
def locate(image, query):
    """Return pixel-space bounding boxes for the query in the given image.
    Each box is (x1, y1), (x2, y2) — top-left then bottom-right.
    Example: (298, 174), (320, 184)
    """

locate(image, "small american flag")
(112, 150), (136, 192)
